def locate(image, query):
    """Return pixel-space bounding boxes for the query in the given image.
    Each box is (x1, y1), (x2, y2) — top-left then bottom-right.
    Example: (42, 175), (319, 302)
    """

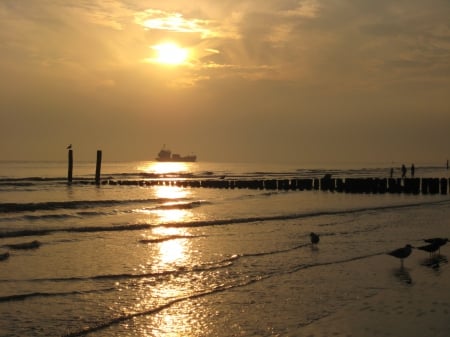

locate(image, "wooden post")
(67, 149), (73, 184)
(95, 150), (102, 185)
(441, 178), (448, 195)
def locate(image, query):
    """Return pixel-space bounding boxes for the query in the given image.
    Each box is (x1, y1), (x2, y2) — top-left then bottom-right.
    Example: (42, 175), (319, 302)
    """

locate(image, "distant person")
(401, 164), (407, 178)
(447, 160), (449, 170)
(390, 168), (394, 178)
(411, 164), (415, 177)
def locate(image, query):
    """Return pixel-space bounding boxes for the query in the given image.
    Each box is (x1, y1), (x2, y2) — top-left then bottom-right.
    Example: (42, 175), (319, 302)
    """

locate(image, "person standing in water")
(401, 164), (407, 178)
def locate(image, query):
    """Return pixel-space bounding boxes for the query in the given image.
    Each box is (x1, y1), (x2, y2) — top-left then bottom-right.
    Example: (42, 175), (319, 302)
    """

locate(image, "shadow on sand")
(310, 245), (320, 252)
(420, 254), (448, 271)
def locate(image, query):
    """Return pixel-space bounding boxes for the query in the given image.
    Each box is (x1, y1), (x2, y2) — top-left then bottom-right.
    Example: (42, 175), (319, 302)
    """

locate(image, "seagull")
(310, 232), (320, 246)
(417, 241), (440, 257)
(66, 144), (72, 149)
(388, 244), (412, 267)
(423, 238), (448, 254)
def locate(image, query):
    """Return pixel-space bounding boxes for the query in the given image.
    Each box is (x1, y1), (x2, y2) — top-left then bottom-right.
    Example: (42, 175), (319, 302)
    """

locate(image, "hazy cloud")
(1, 0), (449, 163)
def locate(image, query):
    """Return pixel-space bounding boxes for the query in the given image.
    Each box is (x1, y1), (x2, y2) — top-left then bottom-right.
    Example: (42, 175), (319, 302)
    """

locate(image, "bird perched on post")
(310, 232), (320, 246)
(388, 244), (412, 267)
(66, 144), (72, 149)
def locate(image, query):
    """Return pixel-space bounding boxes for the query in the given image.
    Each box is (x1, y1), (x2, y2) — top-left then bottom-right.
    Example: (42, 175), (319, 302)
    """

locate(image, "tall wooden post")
(95, 150), (102, 185)
(67, 149), (73, 184)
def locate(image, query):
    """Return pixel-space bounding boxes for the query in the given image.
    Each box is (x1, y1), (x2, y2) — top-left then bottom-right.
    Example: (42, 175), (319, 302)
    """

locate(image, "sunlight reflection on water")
(131, 226), (202, 337)
(154, 228), (189, 266)
(155, 187), (194, 224)
(134, 184), (195, 224)
(138, 161), (196, 176)
(154, 185), (190, 199)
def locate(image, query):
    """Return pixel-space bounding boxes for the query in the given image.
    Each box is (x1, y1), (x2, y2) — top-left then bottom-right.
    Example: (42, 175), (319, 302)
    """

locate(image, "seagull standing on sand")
(388, 244), (412, 267)
(310, 232), (320, 246)
(423, 237), (448, 254)
(417, 241), (440, 257)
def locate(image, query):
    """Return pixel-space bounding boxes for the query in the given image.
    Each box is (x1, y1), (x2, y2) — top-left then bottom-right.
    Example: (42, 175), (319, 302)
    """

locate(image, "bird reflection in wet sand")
(421, 254), (448, 271)
(387, 244), (412, 268)
(393, 267), (412, 284)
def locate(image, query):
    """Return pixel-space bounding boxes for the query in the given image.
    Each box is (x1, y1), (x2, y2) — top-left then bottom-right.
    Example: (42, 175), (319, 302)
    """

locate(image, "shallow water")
(0, 161), (449, 336)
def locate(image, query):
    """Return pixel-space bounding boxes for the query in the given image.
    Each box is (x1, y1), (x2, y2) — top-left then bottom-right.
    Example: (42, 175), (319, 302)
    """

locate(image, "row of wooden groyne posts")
(75, 176), (450, 195)
(67, 150), (449, 195)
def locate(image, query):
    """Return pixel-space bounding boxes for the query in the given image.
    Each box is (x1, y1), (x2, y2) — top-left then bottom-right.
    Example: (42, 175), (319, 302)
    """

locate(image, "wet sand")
(299, 252), (450, 337)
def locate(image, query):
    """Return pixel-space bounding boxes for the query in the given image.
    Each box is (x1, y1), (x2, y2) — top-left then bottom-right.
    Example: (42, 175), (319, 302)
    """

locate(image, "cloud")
(1, 0), (450, 162)
(134, 9), (216, 38)
(2, 0), (449, 84)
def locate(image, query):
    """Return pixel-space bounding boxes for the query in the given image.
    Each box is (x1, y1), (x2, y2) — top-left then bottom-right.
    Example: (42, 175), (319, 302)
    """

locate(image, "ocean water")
(0, 161), (449, 336)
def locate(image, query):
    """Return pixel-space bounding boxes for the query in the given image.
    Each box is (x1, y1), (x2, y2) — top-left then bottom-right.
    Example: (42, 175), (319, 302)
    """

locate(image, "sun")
(152, 42), (189, 65)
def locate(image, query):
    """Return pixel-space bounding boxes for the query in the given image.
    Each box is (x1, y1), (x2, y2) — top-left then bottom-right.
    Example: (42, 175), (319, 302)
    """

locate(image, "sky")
(1, 0), (449, 165)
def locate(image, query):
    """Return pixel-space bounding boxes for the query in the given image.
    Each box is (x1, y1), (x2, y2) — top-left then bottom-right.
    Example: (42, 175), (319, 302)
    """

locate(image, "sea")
(0, 160), (449, 337)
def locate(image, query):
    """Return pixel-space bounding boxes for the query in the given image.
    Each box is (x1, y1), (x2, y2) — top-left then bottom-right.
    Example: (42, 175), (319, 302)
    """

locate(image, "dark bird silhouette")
(417, 242), (440, 257)
(424, 237), (448, 245)
(66, 144), (72, 149)
(423, 238), (448, 254)
(310, 232), (320, 245)
(388, 244), (412, 267)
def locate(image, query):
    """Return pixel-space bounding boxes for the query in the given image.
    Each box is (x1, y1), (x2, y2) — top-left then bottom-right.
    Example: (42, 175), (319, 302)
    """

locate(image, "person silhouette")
(401, 164), (407, 178)
(411, 164), (415, 177)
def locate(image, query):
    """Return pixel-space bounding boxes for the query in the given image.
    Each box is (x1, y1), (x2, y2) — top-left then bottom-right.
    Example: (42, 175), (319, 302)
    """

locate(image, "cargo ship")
(155, 146), (197, 162)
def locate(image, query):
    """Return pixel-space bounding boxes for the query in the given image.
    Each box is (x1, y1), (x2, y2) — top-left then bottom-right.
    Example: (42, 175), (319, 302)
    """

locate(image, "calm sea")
(0, 161), (449, 336)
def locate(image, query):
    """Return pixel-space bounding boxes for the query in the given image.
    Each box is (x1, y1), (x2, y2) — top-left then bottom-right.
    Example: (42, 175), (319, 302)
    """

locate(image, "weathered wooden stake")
(67, 149), (73, 184)
(95, 150), (102, 185)
(441, 178), (448, 195)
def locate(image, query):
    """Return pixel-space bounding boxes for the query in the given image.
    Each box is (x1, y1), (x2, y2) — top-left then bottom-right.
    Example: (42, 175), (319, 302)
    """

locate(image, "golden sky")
(1, 0), (449, 164)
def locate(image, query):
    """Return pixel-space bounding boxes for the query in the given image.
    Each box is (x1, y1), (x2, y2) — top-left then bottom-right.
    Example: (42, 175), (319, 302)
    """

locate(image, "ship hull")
(156, 156), (196, 162)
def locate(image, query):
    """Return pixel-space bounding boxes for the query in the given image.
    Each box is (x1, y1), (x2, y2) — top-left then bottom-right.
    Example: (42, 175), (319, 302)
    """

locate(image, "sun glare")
(152, 42), (189, 65)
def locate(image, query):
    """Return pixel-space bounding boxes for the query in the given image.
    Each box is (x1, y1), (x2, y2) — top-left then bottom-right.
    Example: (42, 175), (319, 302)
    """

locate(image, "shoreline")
(298, 252), (450, 337)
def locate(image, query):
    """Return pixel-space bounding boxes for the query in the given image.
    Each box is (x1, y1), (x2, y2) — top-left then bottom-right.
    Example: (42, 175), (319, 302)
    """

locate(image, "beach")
(299, 255), (450, 337)
(3, 1), (450, 335)
(0, 161), (449, 336)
